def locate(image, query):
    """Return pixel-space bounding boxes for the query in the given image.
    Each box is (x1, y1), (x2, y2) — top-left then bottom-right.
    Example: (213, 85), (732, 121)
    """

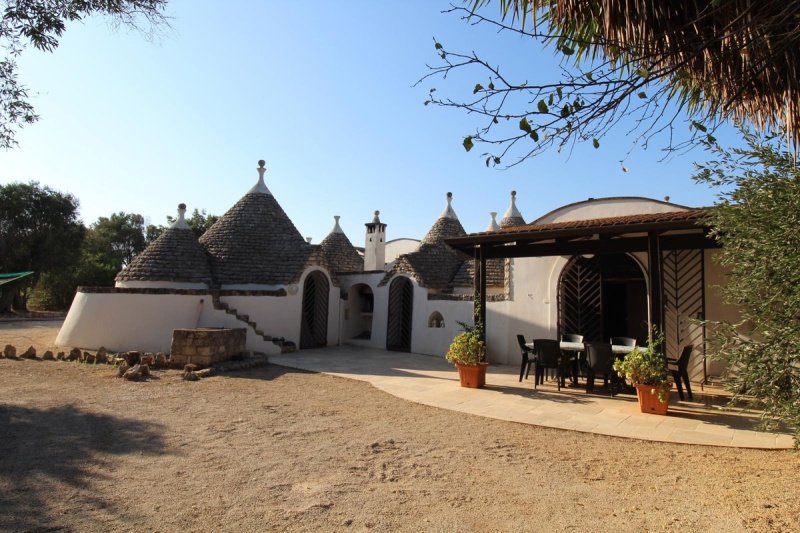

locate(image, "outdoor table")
(525, 341), (635, 355)
(559, 341), (635, 355)
(526, 341), (636, 387)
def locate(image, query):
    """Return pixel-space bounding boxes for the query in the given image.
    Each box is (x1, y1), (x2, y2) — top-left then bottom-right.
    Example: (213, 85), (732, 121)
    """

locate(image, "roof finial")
(172, 203), (191, 229)
(503, 190), (522, 219)
(487, 211), (500, 232)
(248, 159), (272, 195)
(332, 215), (344, 234)
(306, 236), (312, 244)
(441, 192), (458, 220)
(372, 210), (381, 223)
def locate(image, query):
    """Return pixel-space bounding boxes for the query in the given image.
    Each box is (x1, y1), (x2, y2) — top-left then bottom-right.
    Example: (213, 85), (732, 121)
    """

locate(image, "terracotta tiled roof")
(474, 209), (709, 237)
(199, 191), (312, 286)
(116, 227), (213, 284)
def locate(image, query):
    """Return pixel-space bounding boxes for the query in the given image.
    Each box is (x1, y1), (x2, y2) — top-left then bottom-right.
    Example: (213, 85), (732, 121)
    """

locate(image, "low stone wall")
(170, 327), (246, 366)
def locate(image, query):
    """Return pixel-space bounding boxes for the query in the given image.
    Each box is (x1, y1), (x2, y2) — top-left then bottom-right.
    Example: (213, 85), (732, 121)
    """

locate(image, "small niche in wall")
(428, 311), (445, 328)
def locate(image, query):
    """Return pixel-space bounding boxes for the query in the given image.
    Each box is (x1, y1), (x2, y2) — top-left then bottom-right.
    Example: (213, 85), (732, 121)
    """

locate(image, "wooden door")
(300, 271), (329, 349)
(662, 249), (706, 382)
(386, 276), (413, 352)
(558, 256), (603, 342)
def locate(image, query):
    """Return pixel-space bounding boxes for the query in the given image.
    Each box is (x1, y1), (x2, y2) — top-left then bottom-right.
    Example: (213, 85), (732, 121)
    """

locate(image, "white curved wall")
(534, 197), (689, 224)
(57, 292), (218, 352)
(385, 239), (420, 263)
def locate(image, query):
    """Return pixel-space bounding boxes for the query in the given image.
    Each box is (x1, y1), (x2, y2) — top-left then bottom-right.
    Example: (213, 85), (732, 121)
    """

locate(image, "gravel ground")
(1, 321), (799, 532)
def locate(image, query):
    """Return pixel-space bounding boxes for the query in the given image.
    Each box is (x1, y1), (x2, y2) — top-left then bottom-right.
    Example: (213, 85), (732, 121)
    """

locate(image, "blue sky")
(0, 1), (736, 244)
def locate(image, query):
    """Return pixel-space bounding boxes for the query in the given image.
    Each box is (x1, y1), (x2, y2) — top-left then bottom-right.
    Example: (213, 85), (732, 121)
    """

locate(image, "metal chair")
(532, 339), (568, 390)
(609, 336), (637, 347)
(517, 334), (535, 382)
(668, 345), (694, 400)
(584, 342), (618, 396)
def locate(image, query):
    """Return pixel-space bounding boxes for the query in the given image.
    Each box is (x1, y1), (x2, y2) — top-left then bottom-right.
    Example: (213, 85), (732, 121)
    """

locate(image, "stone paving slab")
(272, 344), (794, 449)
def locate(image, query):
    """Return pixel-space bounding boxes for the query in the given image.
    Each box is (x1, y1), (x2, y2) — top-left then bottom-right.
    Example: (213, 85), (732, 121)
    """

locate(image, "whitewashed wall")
(57, 292), (226, 353)
(410, 296), (473, 358)
(337, 272), (389, 349)
(57, 266), (341, 354)
(534, 197), (688, 224)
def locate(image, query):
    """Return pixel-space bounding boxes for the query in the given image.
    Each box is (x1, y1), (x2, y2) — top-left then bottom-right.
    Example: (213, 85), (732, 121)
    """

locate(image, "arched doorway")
(300, 271), (329, 349)
(386, 276), (413, 352)
(558, 254), (648, 343)
(347, 283), (374, 340)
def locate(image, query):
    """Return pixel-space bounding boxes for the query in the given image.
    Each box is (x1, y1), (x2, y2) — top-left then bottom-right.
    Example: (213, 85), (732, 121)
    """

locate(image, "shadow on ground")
(0, 404), (168, 531)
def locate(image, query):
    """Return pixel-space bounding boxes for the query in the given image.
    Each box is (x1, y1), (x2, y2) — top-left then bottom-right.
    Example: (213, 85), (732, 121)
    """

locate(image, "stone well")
(170, 327), (246, 366)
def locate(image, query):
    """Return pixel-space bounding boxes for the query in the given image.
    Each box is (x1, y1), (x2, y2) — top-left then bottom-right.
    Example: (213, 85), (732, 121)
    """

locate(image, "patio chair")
(560, 333), (584, 383)
(517, 334), (535, 382)
(584, 342), (617, 396)
(609, 336), (637, 347)
(668, 345), (694, 401)
(532, 339), (568, 390)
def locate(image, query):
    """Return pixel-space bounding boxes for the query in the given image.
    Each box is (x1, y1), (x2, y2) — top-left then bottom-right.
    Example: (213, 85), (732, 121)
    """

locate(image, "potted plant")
(445, 323), (488, 389)
(613, 332), (672, 414)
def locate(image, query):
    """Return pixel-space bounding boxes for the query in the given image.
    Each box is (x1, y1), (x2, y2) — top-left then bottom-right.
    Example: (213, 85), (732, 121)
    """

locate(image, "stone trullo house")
(57, 160), (735, 386)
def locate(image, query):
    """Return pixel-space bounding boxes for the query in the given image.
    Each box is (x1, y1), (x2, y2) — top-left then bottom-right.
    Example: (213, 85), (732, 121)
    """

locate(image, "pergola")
(445, 209), (719, 345)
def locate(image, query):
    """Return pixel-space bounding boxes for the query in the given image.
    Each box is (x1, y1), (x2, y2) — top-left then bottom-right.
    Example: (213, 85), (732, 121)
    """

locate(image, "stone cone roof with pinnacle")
(198, 161), (313, 286)
(318, 216), (363, 274)
(499, 190), (526, 228)
(116, 204), (213, 285)
(380, 193), (471, 290)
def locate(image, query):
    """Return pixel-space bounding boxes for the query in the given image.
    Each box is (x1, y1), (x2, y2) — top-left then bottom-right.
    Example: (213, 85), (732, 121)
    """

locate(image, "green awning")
(0, 271), (34, 286)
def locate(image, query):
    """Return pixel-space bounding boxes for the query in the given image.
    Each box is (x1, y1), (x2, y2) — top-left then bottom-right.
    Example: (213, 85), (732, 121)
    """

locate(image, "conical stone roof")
(318, 216), (363, 273)
(381, 193), (469, 289)
(116, 204), (213, 285)
(499, 190), (526, 228)
(198, 161), (312, 286)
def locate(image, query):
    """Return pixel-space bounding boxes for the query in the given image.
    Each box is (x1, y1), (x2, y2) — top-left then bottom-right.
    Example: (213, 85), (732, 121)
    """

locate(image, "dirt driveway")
(1, 321), (799, 532)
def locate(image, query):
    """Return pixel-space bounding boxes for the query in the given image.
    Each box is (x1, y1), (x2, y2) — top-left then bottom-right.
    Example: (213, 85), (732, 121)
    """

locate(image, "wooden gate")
(558, 256), (603, 342)
(300, 271), (329, 349)
(662, 249), (706, 383)
(386, 276), (413, 352)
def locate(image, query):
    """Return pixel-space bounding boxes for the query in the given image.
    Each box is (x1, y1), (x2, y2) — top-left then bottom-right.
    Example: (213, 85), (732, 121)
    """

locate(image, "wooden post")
(647, 232), (663, 344)
(473, 246), (486, 342)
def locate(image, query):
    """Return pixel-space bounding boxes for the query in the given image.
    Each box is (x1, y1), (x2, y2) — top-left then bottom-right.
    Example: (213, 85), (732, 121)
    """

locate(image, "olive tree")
(695, 131), (800, 444)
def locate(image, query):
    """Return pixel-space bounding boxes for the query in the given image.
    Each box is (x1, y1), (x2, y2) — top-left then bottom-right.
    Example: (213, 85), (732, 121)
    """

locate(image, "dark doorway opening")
(300, 271), (329, 349)
(559, 254), (647, 344)
(386, 276), (413, 352)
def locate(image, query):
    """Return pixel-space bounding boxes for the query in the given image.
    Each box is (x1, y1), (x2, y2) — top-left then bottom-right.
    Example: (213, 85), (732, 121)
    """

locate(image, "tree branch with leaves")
(420, 1), (800, 167)
(0, 0), (169, 148)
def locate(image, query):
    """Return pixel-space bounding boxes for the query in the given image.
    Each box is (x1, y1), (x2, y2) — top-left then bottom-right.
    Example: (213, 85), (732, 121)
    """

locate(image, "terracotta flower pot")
(455, 362), (489, 388)
(634, 383), (670, 415)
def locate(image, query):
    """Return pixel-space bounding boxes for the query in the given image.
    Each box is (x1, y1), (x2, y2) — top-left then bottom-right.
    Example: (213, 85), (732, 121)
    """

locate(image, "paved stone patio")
(272, 344), (794, 449)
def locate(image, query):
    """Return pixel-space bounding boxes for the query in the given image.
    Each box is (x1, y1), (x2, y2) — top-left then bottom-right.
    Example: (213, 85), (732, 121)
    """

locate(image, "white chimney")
(364, 210), (387, 271)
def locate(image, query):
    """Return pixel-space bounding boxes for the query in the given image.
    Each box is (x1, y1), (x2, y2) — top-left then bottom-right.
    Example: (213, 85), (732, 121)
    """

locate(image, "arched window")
(428, 311), (445, 328)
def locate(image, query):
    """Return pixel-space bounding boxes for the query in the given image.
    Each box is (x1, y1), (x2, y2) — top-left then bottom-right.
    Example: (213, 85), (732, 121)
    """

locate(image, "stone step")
(238, 314), (249, 322)
(281, 342), (296, 353)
